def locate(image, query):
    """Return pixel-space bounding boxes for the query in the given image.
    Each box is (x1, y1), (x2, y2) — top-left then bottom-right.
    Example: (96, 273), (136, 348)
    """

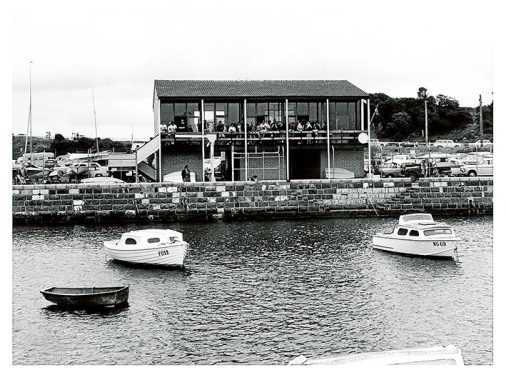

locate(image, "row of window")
(159, 100), (362, 131)
(397, 228), (452, 236)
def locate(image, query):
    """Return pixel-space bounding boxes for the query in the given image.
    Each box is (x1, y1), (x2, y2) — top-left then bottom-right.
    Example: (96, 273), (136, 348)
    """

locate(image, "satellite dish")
(358, 133), (369, 144)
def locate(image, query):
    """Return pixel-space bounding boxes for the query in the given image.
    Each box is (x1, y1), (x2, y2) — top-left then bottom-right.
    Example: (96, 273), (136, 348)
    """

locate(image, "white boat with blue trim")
(372, 213), (460, 259)
(104, 229), (188, 267)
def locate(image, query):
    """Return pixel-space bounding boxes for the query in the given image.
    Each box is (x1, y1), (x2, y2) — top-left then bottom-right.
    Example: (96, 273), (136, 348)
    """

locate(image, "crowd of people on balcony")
(160, 119), (329, 134)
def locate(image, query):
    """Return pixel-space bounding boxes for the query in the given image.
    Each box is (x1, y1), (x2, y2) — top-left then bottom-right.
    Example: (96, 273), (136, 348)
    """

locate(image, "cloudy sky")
(9, 0), (496, 140)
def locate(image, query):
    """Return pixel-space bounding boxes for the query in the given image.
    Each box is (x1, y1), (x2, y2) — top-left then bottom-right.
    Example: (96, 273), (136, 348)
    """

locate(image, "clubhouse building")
(135, 80), (370, 182)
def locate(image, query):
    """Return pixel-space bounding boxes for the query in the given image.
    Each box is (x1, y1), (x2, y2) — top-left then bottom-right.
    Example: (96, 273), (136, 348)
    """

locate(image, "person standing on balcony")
(160, 121), (168, 133)
(181, 165), (191, 182)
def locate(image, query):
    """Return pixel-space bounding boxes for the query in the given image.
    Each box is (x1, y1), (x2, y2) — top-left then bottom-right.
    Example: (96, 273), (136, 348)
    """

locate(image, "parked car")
(459, 158), (493, 177)
(71, 162), (110, 177)
(470, 140), (493, 148)
(379, 162), (404, 178)
(379, 162), (424, 181)
(434, 140), (459, 148)
(81, 177), (126, 184)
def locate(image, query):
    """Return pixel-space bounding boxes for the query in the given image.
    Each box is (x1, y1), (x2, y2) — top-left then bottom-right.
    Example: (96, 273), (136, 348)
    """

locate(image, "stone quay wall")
(12, 177), (493, 224)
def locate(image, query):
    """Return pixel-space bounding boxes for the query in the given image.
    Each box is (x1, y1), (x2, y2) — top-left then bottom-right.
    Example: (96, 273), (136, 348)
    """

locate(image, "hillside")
(12, 134), (131, 160)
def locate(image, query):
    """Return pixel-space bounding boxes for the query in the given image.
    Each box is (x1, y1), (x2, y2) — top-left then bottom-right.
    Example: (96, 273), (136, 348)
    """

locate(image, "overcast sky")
(10, 0), (496, 140)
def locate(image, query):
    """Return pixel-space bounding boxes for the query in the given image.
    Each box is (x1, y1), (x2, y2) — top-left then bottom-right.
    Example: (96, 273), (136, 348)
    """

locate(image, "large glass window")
(309, 102), (318, 122)
(228, 103), (240, 124)
(329, 102), (337, 130)
(336, 102), (348, 129)
(160, 102), (174, 124)
(297, 102), (309, 116)
(175, 103), (186, 117)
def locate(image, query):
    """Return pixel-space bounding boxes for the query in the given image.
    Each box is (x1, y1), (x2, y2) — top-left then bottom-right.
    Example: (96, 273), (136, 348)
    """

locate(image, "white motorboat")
(372, 213), (460, 259)
(104, 229), (188, 267)
(288, 344), (464, 365)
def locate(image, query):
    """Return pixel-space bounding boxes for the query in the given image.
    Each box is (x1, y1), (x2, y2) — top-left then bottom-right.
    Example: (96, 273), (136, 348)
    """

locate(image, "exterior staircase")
(135, 134), (160, 181)
(138, 161), (157, 181)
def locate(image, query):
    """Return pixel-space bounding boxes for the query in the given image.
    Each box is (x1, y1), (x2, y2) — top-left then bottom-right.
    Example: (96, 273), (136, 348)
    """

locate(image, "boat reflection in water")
(372, 214), (461, 259)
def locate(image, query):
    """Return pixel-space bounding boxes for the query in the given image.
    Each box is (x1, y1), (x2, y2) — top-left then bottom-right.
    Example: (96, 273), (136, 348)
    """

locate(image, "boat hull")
(372, 235), (457, 259)
(289, 345), (464, 365)
(104, 241), (188, 266)
(41, 286), (129, 307)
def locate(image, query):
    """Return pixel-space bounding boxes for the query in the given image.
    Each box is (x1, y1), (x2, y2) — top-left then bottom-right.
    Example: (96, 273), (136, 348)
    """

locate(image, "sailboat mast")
(24, 61), (32, 157)
(92, 88), (99, 153)
(29, 61), (33, 160)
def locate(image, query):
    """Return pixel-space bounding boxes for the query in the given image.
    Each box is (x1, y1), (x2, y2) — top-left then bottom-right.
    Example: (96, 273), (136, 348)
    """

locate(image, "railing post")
(231, 144), (235, 182)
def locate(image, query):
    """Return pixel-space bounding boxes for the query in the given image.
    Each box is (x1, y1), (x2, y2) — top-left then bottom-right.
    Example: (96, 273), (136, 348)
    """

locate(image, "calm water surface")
(12, 216), (493, 365)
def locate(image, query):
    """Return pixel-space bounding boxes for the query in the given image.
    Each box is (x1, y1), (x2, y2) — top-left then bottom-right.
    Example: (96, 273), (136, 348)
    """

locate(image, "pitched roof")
(154, 80), (368, 98)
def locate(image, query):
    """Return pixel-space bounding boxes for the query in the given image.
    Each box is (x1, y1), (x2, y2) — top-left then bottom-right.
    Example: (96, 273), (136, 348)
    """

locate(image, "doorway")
(289, 149), (321, 179)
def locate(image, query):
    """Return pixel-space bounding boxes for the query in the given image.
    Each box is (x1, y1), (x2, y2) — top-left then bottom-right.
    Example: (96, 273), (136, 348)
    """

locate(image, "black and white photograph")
(3, 0), (504, 369)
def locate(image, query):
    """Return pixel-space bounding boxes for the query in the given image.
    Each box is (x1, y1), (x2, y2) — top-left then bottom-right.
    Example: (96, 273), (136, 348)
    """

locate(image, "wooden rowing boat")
(40, 286), (129, 308)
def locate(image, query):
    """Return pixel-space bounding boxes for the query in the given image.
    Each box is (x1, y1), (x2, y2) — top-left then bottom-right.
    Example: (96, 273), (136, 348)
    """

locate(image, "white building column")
(244, 99), (248, 181)
(367, 98), (372, 179)
(285, 99), (289, 181)
(326, 98), (331, 179)
(201, 99), (205, 182)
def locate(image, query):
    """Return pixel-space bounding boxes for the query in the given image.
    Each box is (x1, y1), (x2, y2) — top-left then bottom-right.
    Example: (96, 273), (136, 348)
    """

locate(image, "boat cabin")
(394, 214), (455, 238)
(120, 229), (183, 247)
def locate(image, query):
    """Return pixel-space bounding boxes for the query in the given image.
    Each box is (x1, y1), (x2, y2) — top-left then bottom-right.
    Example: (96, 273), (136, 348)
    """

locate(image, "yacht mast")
(92, 88), (99, 153)
(24, 61), (33, 159)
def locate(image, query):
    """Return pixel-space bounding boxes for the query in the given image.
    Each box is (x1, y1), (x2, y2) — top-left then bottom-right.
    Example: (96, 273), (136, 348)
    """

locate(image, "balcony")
(160, 130), (363, 147)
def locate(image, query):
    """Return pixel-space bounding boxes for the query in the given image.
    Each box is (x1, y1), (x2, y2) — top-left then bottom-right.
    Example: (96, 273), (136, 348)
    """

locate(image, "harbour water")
(12, 216), (493, 365)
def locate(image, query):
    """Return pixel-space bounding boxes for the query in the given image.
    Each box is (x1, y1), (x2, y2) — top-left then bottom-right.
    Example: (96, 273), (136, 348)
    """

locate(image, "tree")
(417, 87), (428, 100)
(436, 94), (459, 110)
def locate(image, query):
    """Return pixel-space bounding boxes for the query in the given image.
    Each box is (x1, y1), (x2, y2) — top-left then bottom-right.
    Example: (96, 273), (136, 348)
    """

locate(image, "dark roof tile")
(154, 80), (368, 98)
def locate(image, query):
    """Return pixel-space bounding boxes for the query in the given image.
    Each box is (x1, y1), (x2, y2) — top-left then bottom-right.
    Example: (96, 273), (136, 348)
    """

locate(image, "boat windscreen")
(402, 214), (433, 222)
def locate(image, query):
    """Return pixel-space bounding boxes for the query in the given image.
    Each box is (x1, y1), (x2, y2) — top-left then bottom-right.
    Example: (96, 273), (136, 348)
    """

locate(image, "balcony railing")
(161, 130), (361, 145)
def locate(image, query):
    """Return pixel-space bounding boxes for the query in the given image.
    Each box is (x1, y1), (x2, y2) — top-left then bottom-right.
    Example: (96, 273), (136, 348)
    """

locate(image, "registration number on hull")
(433, 241), (447, 247)
(158, 250), (170, 256)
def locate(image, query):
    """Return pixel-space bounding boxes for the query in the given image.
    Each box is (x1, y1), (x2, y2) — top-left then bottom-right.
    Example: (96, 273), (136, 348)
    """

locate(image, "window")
(175, 103), (186, 117)
(161, 102), (174, 123)
(309, 102), (318, 122)
(329, 101), (337, 130)
(336, 102), (349, 129)
(125, 238), (137, 245)
(397, 228), (408, 235)
(246, 102), (256, 118)
(424, 229), (452, 236)
(409, 230), (419, 237)
(228, 103), (240, 124)
(296, 102), (309, 116)
(148, 238), (160, 244)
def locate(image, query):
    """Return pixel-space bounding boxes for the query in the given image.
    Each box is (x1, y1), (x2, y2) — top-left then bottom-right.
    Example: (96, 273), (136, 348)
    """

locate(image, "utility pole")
(479, 94), (483, 147)
(424, 100), (428, 146)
